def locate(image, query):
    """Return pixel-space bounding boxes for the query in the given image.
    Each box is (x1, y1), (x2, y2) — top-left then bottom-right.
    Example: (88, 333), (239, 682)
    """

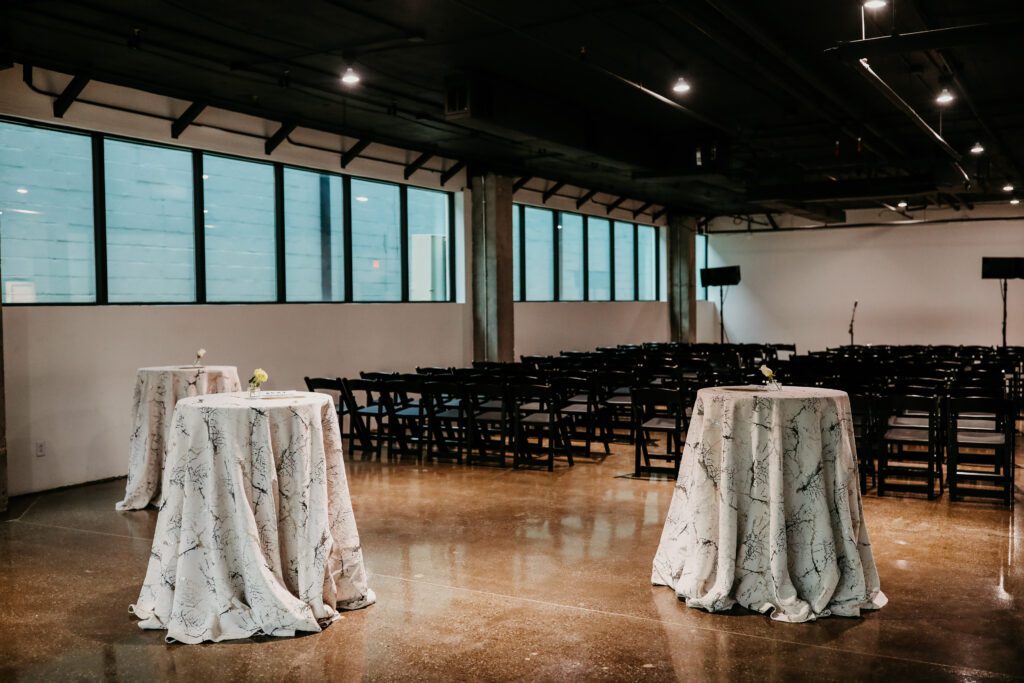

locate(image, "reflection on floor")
(1, 443), (1021, 682)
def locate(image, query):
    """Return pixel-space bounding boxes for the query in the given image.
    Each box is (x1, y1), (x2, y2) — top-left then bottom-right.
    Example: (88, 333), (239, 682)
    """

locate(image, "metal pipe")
(706, 212), (1024, 234)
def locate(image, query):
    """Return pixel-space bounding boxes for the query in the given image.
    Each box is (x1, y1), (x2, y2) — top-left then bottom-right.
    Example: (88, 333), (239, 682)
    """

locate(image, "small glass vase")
(765, 379), (783, 392)
(248, 384), (261, 399)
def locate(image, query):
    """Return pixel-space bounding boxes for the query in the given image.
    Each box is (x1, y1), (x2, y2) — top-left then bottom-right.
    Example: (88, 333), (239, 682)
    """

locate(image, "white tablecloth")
(117, 365), (242, 511)
(652, 386), (886, 623)
(129, 391), (374, 643)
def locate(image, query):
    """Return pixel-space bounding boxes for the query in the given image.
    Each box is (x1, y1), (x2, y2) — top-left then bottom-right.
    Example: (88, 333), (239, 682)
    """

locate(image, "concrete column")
(470, 171), (515, 362)
(667, 213), (698, 343)
(0, 302), (7, 512)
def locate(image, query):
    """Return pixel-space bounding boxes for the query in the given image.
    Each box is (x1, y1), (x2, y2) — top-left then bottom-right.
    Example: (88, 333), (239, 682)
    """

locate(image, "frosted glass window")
(512, 206), (521, 301)
(613, 221), (635, 300)
(408, 187), (449, 301)
(637, 225), (657, 301)
(351, 179), (401, 301)
(284, 168), (344, 302)
(587, 217), (611, 301)
(203, 155), (276, 302)
(105, 140), (194, 302)
(0, 122), (95, 303)
(524, 206), (554, 301)
(558, 212), (584, 301)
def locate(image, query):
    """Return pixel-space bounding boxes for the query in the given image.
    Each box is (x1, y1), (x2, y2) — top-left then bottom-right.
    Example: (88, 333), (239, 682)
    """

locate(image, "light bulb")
(672, 77), (691, 94)
(1011, 198), (1020, 206)
(863, 0), (887, 8)
(341, 67), (360, 85)
(935, 88), (954, 105)
(897, 200), (908, 208)
(970, 142), (984, 155)
(1003, 183), (1015, 192)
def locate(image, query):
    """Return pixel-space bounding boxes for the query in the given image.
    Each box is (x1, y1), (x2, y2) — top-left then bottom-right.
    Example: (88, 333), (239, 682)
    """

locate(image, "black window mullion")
(654, 226), (661, 301)
(399, 184), (409, 302)
(192, 151), (206, 303)
(518, 203), (526, 301)
(633, 223), (640, 301)
(342, 175), (353, 302)
(447, 192), (457, 302)
(274, 164), (286, 303)
(552, 211), (560, 302)
(609, 222), (616, 301)
(319, 174), (332, 301)
(582, 215), (590, 302)
(91, 134), (107, 304)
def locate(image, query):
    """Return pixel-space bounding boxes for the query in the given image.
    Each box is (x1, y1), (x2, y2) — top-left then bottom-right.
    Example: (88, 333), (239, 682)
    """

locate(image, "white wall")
(514, 302), (669, 357)
(702, 211), (1024, 352)
(2, 304), (471, 495)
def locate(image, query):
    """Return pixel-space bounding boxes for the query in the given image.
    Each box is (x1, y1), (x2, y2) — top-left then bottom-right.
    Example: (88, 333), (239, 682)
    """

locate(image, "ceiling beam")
(606, 196), (626, 215)
(750, 175), (937, 203)
(439, 160), (466, 187)
(340, 138), (371, 168)
(632, 201), (653, 219)
(759, 201), (846, 224)
(512, 176), (532, 193)
(264, 121), (296, 155)
(576, 189), (598, 209)
(170, 100), (207, 139)
(542, 181), (566, 204)
(652, 207), (667, 222)
(829, 21), (1024, 61)
(52, 74), (90, 118)
(404, 151), (433, 180)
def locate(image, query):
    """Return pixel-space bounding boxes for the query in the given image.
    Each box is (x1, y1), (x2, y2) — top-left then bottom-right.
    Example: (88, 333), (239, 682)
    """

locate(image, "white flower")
(760, 365), (774, 379)
(197, 348), (207, 358)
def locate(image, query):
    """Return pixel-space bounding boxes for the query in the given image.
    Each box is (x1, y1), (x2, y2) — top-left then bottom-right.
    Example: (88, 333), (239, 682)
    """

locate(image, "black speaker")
(982, 257), (1024, 279)
(701, 265), (741, 287)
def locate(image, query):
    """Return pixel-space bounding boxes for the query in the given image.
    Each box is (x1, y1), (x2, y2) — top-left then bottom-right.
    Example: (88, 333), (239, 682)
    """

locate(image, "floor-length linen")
(117, 365), (241, 511)
(129, 392), (375, 643)
(652, 386), (887, 622)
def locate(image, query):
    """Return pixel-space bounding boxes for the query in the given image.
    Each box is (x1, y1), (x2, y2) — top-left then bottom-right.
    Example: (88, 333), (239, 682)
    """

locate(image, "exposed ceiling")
(3, 0), (1023, 221)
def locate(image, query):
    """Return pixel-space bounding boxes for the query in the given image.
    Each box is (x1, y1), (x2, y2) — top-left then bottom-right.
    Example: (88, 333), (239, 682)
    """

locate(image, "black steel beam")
(652, 207), (667, 222)
(52, 73), (90, 118)
(750, 175), (937, 203)
(542, 181), (566, 204)
(340, 138), (371, 168)
(606, 196), (626, 215)
(439, 160), (466, 187)
(264, 121), (296, 155)
(512, 176), (532, 193)
(404, 151), (433, 179)
(632, 201), (653, 219)
(171, 101), (207, 139)
(576, 189), (598, 209)
(766, 213), (780, 230)
(829, 21), (1024, 61)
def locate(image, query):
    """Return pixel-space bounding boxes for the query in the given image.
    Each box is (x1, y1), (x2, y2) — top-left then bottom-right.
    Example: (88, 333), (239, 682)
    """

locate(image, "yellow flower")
(250, 368), (269, 386)
(759, 365), (774, 379)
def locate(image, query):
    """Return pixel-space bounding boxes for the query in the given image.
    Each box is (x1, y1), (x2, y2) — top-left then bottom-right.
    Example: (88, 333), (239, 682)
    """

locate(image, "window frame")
(0, 115), (459, 306)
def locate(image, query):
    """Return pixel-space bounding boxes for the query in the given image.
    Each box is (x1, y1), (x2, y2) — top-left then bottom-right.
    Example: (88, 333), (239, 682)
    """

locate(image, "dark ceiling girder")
(340, 138), (371, 168)
(606, 196), (626, 215)
(853, 59), (969, 186)
(52, 73), (89, 118)
(829, 21), (1024, 61)
(759, 201), (846, 224)
(403, 151), (433, 179)
(542, 181), (566, 204)
(512, 176), (532, 193)
(576, 189), (598, 209)
(170, 101), (207, 139)
(264, 121), (296, 155)
(651, 207), (668, 222)
(439, 160), (466, 187)
(766, 213), (780, 230)
(750, 175), (937, 204)
(632, 201), (653, 218)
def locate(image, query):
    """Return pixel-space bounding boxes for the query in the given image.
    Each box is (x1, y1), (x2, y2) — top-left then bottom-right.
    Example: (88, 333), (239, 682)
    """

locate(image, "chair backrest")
(632, 387), (685, 425)
(304, 376), (346, 414)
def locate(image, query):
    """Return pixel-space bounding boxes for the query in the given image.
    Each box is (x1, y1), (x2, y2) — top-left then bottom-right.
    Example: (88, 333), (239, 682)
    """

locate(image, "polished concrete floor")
(1, 444), (1022, 682)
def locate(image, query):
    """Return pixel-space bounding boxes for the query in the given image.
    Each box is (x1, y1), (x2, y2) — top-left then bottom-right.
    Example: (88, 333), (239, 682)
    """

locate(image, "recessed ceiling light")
(1003, 183), (1015, 192)
(863, 0), (887, 8)
(16, 187), (28, 194)
(672, 76), (691, 94)
(935, 88), (955, 105)
(970, 142), (985, 155)
(897, 200), (908, 208)
(341, 67), (360, 85)
(355, 195), (369, 202)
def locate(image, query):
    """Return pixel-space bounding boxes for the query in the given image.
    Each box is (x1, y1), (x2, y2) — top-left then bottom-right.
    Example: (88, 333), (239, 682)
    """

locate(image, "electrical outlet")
(34, 441), (46, 458)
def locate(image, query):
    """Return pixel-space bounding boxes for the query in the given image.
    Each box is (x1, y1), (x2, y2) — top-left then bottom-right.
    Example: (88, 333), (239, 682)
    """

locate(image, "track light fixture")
(672, 76), (691, 94)
(935, 88), (955, 105)
(341, 66), (360, 85)
(970, 142), (985, 155)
